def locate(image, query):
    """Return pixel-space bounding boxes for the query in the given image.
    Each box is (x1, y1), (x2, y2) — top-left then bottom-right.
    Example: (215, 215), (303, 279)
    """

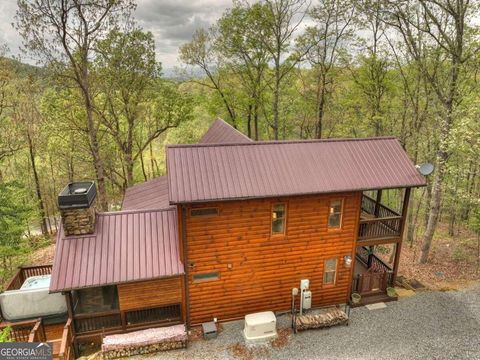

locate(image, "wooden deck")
(357, 195), (403, 245)
(0, 265), (74, 359)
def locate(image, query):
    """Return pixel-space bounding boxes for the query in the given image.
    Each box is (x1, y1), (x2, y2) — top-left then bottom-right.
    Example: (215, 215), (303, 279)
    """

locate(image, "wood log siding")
(117, 277), (183, 311)
(184, 192), (361, 325)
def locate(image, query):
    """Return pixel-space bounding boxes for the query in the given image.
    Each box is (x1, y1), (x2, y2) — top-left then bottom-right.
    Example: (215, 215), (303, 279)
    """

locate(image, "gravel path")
(139, 284), (480, 360)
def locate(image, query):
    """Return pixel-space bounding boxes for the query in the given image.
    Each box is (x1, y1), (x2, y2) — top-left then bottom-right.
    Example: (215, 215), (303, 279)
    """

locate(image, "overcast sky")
(0, 0), (233, 69)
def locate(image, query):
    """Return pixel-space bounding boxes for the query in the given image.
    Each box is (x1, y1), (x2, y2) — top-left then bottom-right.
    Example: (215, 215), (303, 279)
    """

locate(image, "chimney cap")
(58, 181), (97, 209)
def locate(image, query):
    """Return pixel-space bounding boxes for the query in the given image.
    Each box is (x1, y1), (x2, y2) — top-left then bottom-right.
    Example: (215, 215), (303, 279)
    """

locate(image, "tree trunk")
(139, 150), (148, 182)
(419, 114), (452, 263)
(26, 130), (48, 236)
(272, 57), (281, 140)
(315, 72), (327, 139)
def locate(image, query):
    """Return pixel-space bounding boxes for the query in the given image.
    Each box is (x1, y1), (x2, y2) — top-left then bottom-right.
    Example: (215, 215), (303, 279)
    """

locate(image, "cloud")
(135, 0), (232, 68)
(0, 0), (232, 68)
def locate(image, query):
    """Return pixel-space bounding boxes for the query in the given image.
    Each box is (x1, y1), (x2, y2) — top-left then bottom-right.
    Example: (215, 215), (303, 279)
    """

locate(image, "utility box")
(243, 311), (277, 343)
(302, 290), (312, 310)
(202, 321), (217, 339)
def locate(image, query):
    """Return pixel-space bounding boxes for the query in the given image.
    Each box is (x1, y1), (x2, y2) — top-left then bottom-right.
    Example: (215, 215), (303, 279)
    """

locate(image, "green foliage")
(0, 326), (12, 342)
(0, 182), (33, 279)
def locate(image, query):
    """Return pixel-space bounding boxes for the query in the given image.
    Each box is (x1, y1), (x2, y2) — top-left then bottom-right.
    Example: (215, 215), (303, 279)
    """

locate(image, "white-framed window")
(328, 199), (343, 228)
(323, 258), (338, 285)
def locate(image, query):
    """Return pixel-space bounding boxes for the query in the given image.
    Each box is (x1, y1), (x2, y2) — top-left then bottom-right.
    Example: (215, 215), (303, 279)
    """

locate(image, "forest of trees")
(0, 0), (478, 278)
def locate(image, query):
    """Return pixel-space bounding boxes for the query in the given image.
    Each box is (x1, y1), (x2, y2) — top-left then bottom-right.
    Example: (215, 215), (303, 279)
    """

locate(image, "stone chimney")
(58, 181), (97, 236)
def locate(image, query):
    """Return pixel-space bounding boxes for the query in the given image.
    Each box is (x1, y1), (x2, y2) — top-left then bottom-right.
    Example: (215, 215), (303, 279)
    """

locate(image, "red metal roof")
(167, 137), (426, 204)
(198, 119), (252, 144)
(50, 208), (183, 292)
(122, 176), (171, 211)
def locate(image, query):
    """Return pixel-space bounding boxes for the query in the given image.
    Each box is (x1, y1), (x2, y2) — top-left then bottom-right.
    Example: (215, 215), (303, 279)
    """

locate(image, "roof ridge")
(98, 207), (175, 216)
(167, 136), (398, 149)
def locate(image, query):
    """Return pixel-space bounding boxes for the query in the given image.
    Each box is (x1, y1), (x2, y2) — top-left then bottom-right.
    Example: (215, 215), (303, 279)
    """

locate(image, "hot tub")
(20, 275), (52, 290)
(0, 275), (67, 321)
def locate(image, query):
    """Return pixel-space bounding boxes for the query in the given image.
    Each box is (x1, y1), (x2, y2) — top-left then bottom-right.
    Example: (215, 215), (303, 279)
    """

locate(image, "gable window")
(193, 271), (220, 283)
(272, 203), (286, 235)
(190, 208), (219, 217)
(328, 199), (343, 228)
(323, 258), (337, 285)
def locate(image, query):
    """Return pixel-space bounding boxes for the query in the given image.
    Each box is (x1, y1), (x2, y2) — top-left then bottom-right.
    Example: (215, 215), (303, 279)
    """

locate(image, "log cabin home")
(0, 119), (427, 353)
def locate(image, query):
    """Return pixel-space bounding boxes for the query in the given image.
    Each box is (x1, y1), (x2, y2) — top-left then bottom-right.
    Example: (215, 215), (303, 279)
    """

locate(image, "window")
(193, 271), (220, 283)
(328, 199), (343, 228)
(190, 208), (219, 217)
(73, 286), (119, 314)
(323, 258), (337, 285)
(271, 203), (286, 235)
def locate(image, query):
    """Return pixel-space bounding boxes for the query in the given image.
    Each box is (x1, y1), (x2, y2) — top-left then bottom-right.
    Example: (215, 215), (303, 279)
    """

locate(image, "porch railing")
(74, 303), (182, 336)
(359, 195), (402, 241)
(0, 318), (46, 343)
(4, 265), (53, 291)
(58, 319), (74, 360)
(353, 249), (393, 295)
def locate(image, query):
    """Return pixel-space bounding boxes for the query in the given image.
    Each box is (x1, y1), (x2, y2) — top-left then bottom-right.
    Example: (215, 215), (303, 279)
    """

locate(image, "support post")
(374, 189), (382, 217)
(392, 188), (411, 285)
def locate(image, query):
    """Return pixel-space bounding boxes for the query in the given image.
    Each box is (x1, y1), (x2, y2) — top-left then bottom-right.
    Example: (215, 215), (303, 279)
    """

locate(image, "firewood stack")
(295, 308), (348, 331)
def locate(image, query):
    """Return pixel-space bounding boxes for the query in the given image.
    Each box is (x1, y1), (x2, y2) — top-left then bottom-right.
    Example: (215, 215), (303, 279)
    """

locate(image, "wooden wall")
(183, 192), (361, 325)
(117, 276), (183, 311)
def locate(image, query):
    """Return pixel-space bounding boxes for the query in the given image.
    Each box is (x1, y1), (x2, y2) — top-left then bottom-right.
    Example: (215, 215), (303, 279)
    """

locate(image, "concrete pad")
(365, 302), (387, 310)
(396, 288), (416, 297)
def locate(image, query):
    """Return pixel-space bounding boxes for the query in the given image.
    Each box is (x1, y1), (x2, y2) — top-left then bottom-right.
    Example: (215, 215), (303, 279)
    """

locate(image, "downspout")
(181, 205), (191, 329)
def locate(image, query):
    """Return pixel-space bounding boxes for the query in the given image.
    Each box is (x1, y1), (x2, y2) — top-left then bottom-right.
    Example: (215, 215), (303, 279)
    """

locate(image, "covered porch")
(351, 188), (411, 305)
(351, 247), (397, 306)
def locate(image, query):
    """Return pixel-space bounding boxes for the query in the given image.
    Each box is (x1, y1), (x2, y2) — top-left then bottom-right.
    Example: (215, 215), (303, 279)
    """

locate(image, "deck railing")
(0, 318), (46, 343)
(359, 195), (402, 241)
(73, 304), (182, 336)
(58, 319), (74, 360)
(353, 249), (393, 295)
(4, 265), (53, 291)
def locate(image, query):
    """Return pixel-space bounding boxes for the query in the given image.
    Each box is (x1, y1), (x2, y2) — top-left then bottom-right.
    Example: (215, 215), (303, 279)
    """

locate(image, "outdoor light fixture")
(344, 255), (352, 268)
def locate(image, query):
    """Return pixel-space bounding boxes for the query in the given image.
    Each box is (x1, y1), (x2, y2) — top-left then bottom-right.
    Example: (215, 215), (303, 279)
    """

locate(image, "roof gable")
(198, 118), (252, 144)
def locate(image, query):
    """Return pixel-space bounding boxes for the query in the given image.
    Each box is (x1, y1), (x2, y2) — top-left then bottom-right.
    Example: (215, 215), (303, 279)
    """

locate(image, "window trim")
(327, 198), (344, 229)
(190, 207), (219, 218)
(323, 258), (338, 285)
(192, 271), (220, 283)
(271, 202), (287, 236)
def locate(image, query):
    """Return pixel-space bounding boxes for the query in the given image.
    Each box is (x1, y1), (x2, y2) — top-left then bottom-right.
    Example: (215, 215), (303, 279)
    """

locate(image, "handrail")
(4, 265), (53, 291)
(0, 318), (43, 343)
(73, 309), (120, 320)
(362, 195), (400, 217)
(58, 319), (73, 360)
(359, 216), (402, 223)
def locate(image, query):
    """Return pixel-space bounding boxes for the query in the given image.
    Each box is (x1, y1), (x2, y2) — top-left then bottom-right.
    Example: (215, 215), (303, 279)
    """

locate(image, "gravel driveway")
(139, 284), (480, 360)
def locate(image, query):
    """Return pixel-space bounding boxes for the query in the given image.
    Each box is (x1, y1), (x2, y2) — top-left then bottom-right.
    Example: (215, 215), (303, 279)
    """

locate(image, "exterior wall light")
(344, 255), (352, 268)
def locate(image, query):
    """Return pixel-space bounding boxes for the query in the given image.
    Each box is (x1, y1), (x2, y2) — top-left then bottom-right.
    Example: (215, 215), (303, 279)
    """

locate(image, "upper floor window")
(190, 208), (219, 217)
(323, 258), (337, 285)
(328, 199), (343, 228)
(272, 203), (286, 235)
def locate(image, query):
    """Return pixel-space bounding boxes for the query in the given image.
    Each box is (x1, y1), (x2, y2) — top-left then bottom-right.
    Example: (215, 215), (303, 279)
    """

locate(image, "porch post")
(392, 187), (411, 284)
(374, 189), (382, 217)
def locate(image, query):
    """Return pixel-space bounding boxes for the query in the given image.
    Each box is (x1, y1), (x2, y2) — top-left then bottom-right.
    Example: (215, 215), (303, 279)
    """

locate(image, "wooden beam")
(392, 188), (411, 284)
(374, 189), (383, 217)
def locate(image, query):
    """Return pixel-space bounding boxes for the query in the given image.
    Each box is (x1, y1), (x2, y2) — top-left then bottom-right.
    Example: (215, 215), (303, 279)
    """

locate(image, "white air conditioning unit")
(243, 311), (277, 343)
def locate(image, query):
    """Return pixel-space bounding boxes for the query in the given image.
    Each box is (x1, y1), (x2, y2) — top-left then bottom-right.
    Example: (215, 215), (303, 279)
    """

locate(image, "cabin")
(0, 119), (426, 353)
